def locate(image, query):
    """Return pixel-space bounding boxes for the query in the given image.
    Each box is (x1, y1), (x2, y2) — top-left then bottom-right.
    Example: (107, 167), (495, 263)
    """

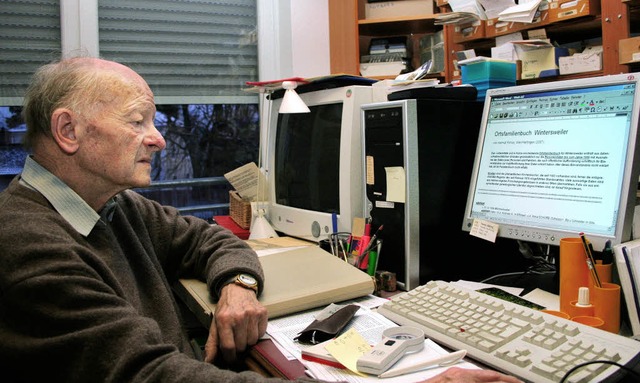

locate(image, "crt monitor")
(265, 85), (373, 242)
(462, 72), (640, 251)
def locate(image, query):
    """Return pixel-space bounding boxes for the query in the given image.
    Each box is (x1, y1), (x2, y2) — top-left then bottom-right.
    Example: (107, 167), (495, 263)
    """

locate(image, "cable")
(560, 360), (640, 383)
(480, 269), (555, 284)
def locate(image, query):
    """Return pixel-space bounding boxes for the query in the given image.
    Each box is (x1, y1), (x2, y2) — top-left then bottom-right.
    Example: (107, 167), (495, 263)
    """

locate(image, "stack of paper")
(498, 0), (542, 23)
(266, 298), (482, 382)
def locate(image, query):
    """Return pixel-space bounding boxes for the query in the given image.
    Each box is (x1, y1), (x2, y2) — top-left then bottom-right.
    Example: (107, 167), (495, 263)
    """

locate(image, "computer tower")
(362, 96), (524, 290)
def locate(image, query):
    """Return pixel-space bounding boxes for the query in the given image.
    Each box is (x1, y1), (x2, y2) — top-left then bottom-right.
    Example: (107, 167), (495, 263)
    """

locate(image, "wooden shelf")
(329, 0), (634, 83)
(358, 15), (438, 36)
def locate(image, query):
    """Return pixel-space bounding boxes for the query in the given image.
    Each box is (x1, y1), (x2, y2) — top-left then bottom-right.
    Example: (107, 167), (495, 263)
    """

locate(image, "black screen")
(274, 103), (343, 214)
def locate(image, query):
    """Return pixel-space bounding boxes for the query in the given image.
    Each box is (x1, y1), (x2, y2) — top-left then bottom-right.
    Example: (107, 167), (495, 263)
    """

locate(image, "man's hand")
(203, 283), (268, 364)
(420, 367), (524, 383)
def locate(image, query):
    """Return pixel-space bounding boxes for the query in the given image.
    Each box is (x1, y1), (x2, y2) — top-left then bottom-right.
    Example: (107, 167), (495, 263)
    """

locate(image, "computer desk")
(175, 280), (307, 379)
(176, 286), (404, 380)
(173, 236), (379, 378)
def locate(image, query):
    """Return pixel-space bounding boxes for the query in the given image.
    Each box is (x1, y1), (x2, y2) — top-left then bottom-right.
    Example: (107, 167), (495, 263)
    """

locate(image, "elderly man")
(0, 56), (522, 383)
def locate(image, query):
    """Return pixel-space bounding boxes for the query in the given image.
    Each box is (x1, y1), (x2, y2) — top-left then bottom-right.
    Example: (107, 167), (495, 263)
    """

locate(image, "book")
(250, 338), (307, 379)
(614, 239), (640, 337)
(173, 246), (375, 327)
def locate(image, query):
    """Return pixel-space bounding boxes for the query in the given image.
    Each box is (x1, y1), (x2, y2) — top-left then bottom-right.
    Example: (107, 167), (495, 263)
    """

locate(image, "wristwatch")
(222, 273), (258, 293)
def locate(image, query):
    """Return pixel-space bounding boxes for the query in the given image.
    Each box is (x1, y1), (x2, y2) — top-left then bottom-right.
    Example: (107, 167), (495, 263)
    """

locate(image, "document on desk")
(267, 303), (480, 382)
(174, 246), (375, 327)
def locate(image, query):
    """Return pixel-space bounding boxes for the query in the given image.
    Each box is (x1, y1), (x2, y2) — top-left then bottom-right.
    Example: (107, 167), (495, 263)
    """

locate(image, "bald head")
(22, 57), (153, 150)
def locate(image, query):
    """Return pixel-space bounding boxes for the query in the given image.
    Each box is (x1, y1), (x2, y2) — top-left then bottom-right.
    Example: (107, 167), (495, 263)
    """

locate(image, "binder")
(613, 239), (640, 337)
(174, 246), (375, 327)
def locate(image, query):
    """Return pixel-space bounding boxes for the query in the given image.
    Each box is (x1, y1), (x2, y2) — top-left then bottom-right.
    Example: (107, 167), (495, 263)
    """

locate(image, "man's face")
(77, 76), (166, 192)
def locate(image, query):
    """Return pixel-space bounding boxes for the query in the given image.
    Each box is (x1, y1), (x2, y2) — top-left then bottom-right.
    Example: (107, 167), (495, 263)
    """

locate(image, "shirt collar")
(20, 156), (102, 236)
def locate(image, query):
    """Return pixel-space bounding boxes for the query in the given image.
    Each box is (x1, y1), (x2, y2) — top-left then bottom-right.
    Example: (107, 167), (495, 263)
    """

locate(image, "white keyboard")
(376, 280), (640, 383)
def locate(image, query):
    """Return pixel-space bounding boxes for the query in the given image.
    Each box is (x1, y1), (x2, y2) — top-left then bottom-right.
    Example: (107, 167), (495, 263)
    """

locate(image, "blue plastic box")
(461, 61), (517, 99)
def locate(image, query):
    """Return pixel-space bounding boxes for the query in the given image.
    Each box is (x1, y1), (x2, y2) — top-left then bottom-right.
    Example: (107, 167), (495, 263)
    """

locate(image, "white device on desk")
(356, 326), (424, 375)
(377, 280), (640, 383)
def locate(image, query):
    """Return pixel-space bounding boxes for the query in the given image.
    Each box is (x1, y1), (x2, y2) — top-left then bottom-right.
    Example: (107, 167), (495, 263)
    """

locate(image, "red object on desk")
(250, 339), (307, 379)
(214, 215), (250, 240)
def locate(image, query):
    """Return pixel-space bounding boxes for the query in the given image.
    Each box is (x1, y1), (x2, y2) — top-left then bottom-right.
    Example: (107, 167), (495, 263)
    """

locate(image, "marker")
(331, 213), (338, 234)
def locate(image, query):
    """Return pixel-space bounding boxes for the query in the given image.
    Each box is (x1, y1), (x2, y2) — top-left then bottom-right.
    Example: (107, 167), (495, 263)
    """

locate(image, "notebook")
(174, 246), (375, 327)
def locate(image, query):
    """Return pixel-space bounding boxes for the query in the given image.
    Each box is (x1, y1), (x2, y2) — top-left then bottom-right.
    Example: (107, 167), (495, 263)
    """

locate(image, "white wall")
(257, 0), (330, 81)
(290, 1), (330, 78)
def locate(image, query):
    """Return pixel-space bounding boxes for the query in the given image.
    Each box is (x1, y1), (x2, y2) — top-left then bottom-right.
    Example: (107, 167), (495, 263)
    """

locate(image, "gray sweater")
(0, 176), (319, 383)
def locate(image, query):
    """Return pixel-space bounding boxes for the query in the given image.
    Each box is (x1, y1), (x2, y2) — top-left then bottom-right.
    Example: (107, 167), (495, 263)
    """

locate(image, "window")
(0, 0), (260, 220)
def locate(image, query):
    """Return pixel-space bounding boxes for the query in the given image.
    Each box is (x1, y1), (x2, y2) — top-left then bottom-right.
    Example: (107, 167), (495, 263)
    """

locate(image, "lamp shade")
(279, 81), (310, 113)
(249, 211), (279, 239)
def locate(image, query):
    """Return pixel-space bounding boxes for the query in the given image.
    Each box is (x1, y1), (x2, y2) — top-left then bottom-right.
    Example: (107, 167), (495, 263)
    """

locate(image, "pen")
(362, 225), (384, 255)
(331, 213), (338, 234)
(378, 349), (467, 378)
(580, 232), (602, 288)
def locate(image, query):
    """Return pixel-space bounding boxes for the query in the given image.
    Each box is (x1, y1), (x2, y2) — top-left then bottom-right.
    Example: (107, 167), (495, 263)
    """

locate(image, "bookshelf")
(328, 0), (637, 83)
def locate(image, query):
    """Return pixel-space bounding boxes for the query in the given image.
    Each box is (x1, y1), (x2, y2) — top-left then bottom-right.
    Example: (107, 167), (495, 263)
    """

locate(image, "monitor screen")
(274, 103), (342, 214)
(266, 85), (373, 241)
(462, 73), (640, 250)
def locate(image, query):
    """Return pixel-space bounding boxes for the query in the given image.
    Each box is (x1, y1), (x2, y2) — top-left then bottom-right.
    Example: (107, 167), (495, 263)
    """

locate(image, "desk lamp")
(279, 80), (310, 113)
(246, 79), (310, 239)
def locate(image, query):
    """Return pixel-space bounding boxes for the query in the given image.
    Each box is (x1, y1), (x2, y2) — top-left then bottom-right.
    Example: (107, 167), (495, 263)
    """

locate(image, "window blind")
(98, 0), (258, 104)
(0, 0), (61, 105)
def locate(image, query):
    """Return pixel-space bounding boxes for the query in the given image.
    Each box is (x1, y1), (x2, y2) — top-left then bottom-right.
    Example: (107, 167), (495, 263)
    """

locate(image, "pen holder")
(591, 282), (621, 333)
(559, 237), (589, 314)
(541, 310), (570, 320)
(593, 261), (612, 285)
(571, 315), (605, 329)
(568, 300), (594, 318)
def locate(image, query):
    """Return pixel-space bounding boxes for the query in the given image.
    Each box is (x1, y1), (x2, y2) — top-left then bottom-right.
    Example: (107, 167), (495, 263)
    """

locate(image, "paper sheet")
(223, 162), (268, 201)
(267, 297), (481, 382)
(385, 167), (405, 203)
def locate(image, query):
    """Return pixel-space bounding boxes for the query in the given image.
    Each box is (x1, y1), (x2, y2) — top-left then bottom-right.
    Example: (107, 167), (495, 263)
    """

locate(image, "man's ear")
(51, 108), (79, 154)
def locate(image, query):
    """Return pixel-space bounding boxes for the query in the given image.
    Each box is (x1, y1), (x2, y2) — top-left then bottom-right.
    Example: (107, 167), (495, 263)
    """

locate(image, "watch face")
(238, 274), (257, 287)
(238, 274), (258, 285)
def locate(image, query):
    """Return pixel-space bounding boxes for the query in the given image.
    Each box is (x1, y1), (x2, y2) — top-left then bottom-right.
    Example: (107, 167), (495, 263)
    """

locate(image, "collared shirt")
(19, 156), (103, 236)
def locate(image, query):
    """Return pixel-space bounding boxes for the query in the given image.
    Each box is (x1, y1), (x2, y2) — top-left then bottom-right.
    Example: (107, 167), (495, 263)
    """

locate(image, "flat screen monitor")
(266, 86), (373, 241)
(462, 73), (640, 251)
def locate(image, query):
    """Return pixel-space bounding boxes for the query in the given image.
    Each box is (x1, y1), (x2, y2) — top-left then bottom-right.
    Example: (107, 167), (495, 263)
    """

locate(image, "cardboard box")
(452, 20), (485, 43)
(549, 0), (600, 22)
(365, 0), (434, 19)
(559, 46), (602, 75)
(619, 37), (640, 65)
(513, 40), (569, 79)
